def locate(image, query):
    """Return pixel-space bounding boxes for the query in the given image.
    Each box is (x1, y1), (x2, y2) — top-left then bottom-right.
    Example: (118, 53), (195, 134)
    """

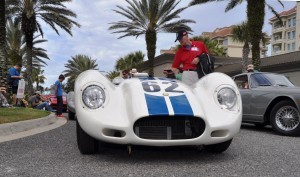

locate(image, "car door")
(247, 73), (273, 122)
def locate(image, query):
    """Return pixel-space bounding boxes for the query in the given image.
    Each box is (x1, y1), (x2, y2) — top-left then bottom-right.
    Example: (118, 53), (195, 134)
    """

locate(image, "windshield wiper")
(276, 84), (288, 87)
(258, 84), (271, 86)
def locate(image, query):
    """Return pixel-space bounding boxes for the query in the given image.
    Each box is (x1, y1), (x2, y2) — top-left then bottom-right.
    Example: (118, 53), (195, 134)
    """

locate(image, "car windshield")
(250, 73), (294, 87)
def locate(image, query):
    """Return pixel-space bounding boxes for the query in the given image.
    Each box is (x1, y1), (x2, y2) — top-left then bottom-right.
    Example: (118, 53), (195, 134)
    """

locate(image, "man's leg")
(56, 96), (63, 115)
(36, 102), (47, 110)
(182, 71), (199, 85)
(44, 102), (54, 112)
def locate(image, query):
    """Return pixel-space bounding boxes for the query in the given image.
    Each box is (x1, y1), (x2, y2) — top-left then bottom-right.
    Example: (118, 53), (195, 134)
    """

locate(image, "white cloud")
(36, 0), (296, 87)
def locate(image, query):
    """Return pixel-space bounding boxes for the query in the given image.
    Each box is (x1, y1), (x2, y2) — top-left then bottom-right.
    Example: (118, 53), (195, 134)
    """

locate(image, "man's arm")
(172, 50), (181, 73)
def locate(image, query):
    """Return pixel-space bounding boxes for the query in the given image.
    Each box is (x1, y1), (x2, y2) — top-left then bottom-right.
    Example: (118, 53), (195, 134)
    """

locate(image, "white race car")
(68, 70), (242, 154)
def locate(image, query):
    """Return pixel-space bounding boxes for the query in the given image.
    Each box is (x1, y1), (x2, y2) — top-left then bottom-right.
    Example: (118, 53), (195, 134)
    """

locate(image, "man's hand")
(192, 57), (199, 64)
(19, 76), (23, 79)
(171, 67), (179, 74)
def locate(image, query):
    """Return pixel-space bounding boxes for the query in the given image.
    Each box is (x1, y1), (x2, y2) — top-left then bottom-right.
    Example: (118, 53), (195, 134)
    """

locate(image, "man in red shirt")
(171, 30), (209, 85)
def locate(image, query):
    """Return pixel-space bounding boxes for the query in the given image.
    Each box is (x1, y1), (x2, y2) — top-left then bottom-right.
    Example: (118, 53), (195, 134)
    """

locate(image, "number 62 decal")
(142, 81), (183, 93)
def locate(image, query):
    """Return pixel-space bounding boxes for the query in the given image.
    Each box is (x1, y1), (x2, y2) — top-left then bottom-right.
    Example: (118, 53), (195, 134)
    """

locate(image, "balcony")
(272, 27), (283, 33)
(272, 38), (283, 44)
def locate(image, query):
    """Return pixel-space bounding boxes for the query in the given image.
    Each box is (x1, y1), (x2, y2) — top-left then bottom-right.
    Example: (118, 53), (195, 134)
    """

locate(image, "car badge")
(163, 92), (169, 96)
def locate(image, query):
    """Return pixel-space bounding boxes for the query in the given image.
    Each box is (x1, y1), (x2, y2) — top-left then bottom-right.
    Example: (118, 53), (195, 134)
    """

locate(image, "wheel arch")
(264, 96), (297, 124)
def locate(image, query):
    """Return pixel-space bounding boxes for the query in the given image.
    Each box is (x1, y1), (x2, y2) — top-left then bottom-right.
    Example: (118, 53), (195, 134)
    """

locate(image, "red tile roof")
(201, 26), (235, 39)
(269, 6), (296, 21)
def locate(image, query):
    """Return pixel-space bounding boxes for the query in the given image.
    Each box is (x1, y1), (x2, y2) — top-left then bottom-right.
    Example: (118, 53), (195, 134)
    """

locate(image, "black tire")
(76, 121), (98, 154)
(270, 100), (300, 136)
(68, 111), (76, 120)
(203, 139), (232, 153)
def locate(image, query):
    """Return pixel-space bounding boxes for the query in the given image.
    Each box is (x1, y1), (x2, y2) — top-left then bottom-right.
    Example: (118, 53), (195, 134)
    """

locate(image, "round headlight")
(217, 87), (237, 109)
(82, 85), (105, 109)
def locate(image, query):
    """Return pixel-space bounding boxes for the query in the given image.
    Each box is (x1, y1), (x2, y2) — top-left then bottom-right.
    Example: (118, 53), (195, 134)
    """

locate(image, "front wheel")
(270, 100), (300, 136)
(203, 139), (232, 153)
(76, 121), (98, 154)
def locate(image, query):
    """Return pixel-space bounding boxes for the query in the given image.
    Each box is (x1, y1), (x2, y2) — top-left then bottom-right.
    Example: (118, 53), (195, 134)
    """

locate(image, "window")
(293, 17), (296, 27)
(223, 39), (228, 45)
(292, 31), (296, 39)
(287, 32), (291, 39)
(287, 44), (291, 51)
(288, 19), (292, 27)
(292, 43), (295, 51)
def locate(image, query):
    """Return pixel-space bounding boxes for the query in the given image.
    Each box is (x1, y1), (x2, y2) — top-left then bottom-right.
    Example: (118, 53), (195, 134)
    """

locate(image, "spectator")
(247, 64), (258, 73)
(8, 64), (23, 105)
(122, 70), (131, 79)
(163, 68), (176, 79)
(29, 91), (54, 111)
(171, 30), (209, 85)
(0, 87), (9, 107)
(55, 74), (65, 117)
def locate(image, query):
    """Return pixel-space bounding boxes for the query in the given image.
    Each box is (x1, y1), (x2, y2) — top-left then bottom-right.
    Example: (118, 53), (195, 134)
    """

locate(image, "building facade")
(269, 2), (300, 56)
(201, 26), (269, 58)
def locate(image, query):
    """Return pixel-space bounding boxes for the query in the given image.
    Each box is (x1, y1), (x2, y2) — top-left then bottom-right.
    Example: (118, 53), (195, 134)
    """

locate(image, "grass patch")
(0, 108), (51, 124)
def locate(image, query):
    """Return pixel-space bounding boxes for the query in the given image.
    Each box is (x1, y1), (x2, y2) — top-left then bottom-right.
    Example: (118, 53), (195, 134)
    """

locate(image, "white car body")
(71, 70), (242, 147)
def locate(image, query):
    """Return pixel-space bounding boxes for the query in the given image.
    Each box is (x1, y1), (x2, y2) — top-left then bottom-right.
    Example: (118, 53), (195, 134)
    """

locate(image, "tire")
(76, 121), (98, 154)
(270, 100), (300, 136)
(203, 139), (232, 153)
(68, 111), (76, 120)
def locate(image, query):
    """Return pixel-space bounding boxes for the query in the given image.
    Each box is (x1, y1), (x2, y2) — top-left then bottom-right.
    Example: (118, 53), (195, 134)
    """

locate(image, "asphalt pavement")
(0, 118), (299, 177)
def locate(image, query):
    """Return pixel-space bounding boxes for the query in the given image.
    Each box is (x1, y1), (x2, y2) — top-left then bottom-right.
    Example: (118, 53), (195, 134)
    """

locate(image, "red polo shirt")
(172, 41), (209, 70)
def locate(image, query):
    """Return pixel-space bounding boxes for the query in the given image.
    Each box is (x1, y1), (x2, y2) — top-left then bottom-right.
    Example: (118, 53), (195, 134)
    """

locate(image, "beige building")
(269, 2), (300, 56)
(201, 26), (269, 58)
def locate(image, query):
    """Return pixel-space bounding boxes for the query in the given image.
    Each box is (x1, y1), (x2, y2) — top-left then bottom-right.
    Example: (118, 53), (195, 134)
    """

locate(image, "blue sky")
(37, 0), (297, 87)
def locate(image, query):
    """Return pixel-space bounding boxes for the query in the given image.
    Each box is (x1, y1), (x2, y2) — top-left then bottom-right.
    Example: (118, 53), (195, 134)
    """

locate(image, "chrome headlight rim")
(214, 85), (239, 111)
(82, 85), (106, 110)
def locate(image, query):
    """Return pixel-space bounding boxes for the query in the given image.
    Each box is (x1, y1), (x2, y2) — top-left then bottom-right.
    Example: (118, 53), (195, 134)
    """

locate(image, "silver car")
(233, 72), (300, 136)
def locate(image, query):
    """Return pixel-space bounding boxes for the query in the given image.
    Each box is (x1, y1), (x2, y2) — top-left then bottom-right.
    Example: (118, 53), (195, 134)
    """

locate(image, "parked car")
(68, 70), (242, 154)
(41, 90), (67, 112)
(233, 72), (300, 136)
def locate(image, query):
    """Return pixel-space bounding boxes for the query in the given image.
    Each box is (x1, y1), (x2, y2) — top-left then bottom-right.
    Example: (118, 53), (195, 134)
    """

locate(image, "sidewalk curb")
(0, 113), (67, 143)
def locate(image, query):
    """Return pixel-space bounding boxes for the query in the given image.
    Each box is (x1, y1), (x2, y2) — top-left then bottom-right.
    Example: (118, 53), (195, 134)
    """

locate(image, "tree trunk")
(22, 13), (37, 95)
(0, 0), (7, 87)
(247, 0), (265, 71)
(242, 42), (250, 72)
(145, 30), (157, 77)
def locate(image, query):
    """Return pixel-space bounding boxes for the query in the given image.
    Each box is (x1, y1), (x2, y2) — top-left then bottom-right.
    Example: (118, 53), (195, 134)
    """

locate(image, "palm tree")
(6, 0), (80, 94)
(32, 67), (46, 90)
(115, 51), (145, 71)
(6, 19), (49, 69)
(63, 55), (99, 91)
(175, 36), (227, 56)
(106, 70), (121, 81)
(0, 0), (6, 87)
(231, 22), (250, 72)
(232, 21), (270, 72)
(109, 0), (195, 76)
(189, 0), (283, 71)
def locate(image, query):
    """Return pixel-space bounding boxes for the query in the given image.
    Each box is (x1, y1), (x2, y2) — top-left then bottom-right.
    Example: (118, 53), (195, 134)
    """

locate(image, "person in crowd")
(171, 30), (209, 85)
(0, 87), (9, 107)
(29, 91), (54, 111)
(55, 74), (65, 117)
(8, 64), (23, 105)
(122, 70), (131, 79)
(163, 68), (176, 79)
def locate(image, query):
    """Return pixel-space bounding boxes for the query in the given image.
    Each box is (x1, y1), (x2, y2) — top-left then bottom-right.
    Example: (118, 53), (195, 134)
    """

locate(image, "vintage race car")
(68, 70), (242, 154)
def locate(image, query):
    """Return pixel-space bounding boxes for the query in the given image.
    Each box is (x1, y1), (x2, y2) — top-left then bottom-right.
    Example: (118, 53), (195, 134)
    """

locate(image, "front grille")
(134, 116), (205, 140)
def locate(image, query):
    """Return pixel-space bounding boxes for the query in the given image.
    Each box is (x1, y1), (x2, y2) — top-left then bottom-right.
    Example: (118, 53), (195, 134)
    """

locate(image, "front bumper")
(77, 111), (241, 146)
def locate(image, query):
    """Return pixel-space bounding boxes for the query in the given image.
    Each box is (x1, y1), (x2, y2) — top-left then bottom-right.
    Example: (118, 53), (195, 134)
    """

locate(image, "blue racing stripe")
(144, 93), (169, 116)
(169, 95), (194, 116)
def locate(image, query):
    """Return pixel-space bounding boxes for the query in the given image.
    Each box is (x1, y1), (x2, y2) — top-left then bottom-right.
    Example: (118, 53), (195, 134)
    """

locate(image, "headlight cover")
(217, 87), (237, 110)
(82, 85), (105, 109)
